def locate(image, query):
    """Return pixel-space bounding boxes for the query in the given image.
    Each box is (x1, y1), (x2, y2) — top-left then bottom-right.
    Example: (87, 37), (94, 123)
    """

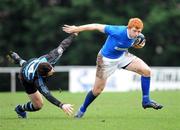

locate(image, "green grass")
(0, 91), (180, 130)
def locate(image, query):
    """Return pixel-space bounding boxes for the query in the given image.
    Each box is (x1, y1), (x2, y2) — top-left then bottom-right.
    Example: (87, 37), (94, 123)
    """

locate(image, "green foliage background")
(0, 0), (179, 66)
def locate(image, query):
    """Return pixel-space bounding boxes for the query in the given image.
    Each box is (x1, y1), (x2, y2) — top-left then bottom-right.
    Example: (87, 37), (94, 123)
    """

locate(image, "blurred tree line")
(0, 0), (179, 67)
(0, 0), (179, 92)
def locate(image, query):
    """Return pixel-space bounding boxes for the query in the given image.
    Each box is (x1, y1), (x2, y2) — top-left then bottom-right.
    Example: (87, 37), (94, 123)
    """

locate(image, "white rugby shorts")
(96, 51), (136, 79)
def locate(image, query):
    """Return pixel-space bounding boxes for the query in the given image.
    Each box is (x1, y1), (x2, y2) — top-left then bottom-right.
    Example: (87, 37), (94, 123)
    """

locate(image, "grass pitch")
(0, 91), (180, 130)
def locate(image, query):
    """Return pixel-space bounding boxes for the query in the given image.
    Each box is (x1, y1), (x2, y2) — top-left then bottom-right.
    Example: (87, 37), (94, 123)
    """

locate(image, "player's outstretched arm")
(62, 24), (106, 34)
(61, 104), (74, 116)
(59, 33), (77, 51)
(43, 34), (77, 65)
(35, 79), (74, 116)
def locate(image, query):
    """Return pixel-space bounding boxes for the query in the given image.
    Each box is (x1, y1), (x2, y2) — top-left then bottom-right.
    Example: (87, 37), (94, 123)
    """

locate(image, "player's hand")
(62, 25), (79, 34)
(133, 39), (146, 49)
(61, 104), (74, 116)
(74, 33), (78, 36)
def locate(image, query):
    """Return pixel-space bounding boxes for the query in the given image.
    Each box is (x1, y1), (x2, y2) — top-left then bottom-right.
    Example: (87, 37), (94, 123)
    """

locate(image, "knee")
(93, 87), (103, 96)
(92, 77), (107, 96)
(92, 84), (105, 96)
(142, 67), (151, 77)
(33, 101), (44, 110)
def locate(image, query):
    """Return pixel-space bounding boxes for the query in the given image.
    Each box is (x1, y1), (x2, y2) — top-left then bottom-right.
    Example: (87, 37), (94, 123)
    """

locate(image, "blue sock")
(80, 90), (97, 112)
(141, 76), (150, 103)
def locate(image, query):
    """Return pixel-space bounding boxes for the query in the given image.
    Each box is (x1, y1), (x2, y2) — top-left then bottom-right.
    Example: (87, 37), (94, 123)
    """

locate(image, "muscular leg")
(80, 77), (107, 113)
(126, 57), (163, 109)
(15, 91), (44, 118)
(125, 57), (151, 76)
(27, 91), (44, 110)
(75, 53), (117, 118)
(75, 70), (108, 118)
(17, 91), (43, 112)
(126, 57), (151, 103)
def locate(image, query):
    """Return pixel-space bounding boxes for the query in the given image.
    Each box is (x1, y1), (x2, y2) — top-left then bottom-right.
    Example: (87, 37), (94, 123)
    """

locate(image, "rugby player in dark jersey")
(8, 34), (76, 118)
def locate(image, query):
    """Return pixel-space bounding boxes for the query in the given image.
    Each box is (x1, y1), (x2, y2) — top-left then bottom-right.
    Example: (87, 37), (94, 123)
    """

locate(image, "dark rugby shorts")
(19, 74), (37, 94)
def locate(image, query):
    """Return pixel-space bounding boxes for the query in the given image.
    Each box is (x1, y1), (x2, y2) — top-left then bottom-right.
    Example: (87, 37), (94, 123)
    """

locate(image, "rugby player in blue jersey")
(62, 18), (163, 118)
(8, 34), (76, 118)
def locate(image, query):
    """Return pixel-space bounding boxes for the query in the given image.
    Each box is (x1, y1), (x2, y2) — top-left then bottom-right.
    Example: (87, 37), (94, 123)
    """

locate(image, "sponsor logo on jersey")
(114, 46), (128, 51)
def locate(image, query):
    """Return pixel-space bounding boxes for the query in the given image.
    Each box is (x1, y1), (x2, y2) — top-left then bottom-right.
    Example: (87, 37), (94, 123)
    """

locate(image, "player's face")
(47, 68), (55, 77)
(42, 68), (55, 77)
(128, 27), (142, 39)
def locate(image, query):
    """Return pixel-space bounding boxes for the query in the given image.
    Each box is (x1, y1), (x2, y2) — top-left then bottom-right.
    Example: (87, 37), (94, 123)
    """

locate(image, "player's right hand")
(62, 25), (79, 34)
(61, 104), (74, 116)
(133, 39), (146, 49)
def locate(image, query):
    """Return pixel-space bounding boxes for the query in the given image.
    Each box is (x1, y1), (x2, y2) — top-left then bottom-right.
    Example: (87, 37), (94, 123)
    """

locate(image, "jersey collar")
(126, 28), (133, 39)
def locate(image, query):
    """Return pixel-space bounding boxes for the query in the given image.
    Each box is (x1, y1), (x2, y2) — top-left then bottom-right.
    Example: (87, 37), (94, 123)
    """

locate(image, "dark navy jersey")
(21, 47), (62, 83)
(21, 56), (48, 82)
(18, 34), (76, 108)
(20, 53), (62, 108)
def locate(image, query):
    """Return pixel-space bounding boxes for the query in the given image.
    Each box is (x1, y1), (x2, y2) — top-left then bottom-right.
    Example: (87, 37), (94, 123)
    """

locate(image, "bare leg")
(15, 91), (44, 118)
(126, 58), (163, 110)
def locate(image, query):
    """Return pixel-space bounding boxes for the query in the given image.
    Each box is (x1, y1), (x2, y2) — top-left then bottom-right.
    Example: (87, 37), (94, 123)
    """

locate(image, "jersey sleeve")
(42, 49), (62, 66)
(35, 77), (63, 108)
(41, 34), (76, 66)
(104, 25), (124, 38)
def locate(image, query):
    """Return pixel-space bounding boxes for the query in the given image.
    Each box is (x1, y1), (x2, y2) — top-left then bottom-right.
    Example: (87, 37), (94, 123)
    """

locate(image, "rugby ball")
(133, 33), (145, 45)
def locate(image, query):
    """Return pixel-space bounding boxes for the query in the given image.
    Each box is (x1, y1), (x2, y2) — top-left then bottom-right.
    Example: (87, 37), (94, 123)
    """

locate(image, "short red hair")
(127, 18), (143, 29)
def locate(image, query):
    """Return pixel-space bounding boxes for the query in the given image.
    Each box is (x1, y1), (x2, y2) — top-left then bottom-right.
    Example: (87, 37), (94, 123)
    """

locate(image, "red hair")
(127, 18), (144, 29)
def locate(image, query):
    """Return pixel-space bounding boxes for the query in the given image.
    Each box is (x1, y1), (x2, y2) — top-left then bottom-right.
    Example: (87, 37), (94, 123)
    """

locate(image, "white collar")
(127, 29), (133, 39)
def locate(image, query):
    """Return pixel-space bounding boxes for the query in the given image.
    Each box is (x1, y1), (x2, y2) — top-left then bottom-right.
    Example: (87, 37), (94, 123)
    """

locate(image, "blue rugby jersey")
(101, 25), (135, 59)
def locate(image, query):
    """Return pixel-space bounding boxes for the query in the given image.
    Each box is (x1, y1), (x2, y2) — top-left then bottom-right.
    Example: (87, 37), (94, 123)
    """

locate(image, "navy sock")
(80, 90), (97, 112)
(22, 101), (40, 112)
(141, 76), (150, 103)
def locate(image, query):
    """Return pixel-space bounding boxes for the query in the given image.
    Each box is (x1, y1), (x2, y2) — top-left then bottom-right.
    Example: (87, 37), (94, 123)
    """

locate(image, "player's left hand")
(133, 39), (146, 49)
(61, 104), (74, 116)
